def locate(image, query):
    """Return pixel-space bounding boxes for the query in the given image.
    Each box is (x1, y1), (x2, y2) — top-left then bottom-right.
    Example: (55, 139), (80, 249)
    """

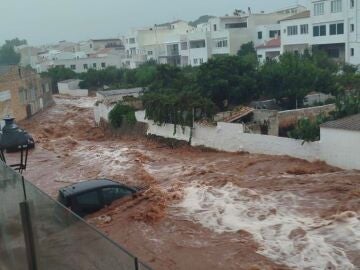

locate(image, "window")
(101, 62), (106, 68)
(147, 50), (153, 55)
(331, 0), (342, 13)
(351, 48), (355, 56)
(83, 64), (88, 70)
(300, 24), (309, 34)
(258, 31), (263, 39)
(213, 24), (217, 31)
(76, 191), (101, 207)
(93, 63), (97, 68)
(314, 2), (324, 16)
(215, 39), (228, 48)
(193, 58), (198, 65)
(199, 58), (204, 64)
(269, 30), (280, 38)
(350, 24), (355, 32)
(70, 64), (76, 70)
(350, 0), (355, 8)
(102, 187), (132, 205)
(313, 25), (326, 36)
(129, 38), (136, 44)
(190, 40), (206, 49)
(181, 42), (188, 50)
(330, 23), (344, 35)
(287, 25), (298, 36)
(225, 22), (247, 29)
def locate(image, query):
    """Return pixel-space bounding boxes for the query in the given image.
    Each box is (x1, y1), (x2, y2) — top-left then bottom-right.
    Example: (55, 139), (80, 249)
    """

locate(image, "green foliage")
(197, 55), (258, 109)
(108, 103), (136, 128)
(0, 38), (27, 65)
(288, 114), (329, 142)
(288, 90), (360, 142)
(259, 52), (338, 109)
(41, 66), (77, 91)
(334, 89), (360, 118)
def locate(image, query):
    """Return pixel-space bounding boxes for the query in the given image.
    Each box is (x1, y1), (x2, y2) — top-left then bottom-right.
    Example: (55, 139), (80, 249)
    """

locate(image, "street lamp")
(0, 116), (33, 174)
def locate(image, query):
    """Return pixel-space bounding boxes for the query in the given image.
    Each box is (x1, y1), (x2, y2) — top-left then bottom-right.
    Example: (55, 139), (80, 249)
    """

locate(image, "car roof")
(59, 179), (133, 197)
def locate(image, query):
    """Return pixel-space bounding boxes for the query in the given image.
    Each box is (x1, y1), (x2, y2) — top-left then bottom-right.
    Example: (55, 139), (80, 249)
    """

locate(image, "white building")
(320, 113), (360, 169)
(94, 88), (144, 124)
(36, 48), (125, 73)
(279, 11), (311, 54)
(124, 21), (193, 68)
(58, 79), (88, 97)
(279, 1), (360, 65)
(256, 37), (281, 62)
(123, 5), (306, 68)
(309, 0), (360, 64)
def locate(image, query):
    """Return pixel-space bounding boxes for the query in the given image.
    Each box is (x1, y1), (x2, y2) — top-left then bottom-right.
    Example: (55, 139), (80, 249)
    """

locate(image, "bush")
(288, 114), (329, 142)
(108, 103), (136, 128)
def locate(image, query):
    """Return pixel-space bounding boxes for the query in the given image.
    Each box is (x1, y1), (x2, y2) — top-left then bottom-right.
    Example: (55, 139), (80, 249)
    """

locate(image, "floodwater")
(21, 96), (360, 270)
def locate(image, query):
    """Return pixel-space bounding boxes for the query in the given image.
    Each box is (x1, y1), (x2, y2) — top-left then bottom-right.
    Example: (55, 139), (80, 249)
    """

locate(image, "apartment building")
(124, 21), (193, 68)
(310, 0), (359, 64)
(35, 48), (125, 73)
(278, 0), (360, 65)
(78, 38), (124, 53)
(0, 66), (53, 121)
(279, 11), (311, 54)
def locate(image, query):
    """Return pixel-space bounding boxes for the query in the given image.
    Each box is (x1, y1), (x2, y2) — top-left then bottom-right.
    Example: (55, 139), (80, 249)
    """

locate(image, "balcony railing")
(0, 161), (152, 270)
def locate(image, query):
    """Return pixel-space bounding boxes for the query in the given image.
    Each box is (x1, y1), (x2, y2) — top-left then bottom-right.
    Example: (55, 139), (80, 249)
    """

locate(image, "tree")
(142, 89), (215, 134)
(0, 38), (27, 65)
(0, 45), (20, 65)
(108, 103), (136, 128)
(41, 66), (77, 91)
(197, 55), (258, 109)
(259, 52), (338, 109)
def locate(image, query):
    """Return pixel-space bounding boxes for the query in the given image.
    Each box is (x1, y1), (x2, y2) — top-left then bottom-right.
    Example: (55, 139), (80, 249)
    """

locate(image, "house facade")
(279, 0), (360, 64)
(0, 66), (53, 122)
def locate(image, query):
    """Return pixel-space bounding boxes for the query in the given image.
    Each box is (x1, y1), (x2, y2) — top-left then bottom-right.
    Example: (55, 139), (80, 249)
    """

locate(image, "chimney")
(248, 7), (251, 15)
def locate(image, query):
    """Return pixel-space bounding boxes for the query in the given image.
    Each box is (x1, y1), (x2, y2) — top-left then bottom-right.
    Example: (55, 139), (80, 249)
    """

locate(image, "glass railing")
(0, 161), (152, 270)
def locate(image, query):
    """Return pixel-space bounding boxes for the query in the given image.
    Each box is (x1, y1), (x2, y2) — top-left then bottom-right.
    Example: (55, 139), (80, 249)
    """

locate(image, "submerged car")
(57, 179), (137, 217)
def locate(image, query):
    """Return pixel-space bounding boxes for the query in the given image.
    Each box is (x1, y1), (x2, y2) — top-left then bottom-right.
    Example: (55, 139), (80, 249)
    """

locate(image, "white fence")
(192, 123), (320, 161)
(102, 110), (359, 169)
(135, 111), (320, 161)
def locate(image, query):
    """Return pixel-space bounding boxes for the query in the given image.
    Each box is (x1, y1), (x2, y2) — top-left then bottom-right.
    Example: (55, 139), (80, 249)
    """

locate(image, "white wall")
(192, 123), (320, 161)
(320, 127), (360, 170)
(94, 103), (115, 124)
(112, 110), (360, 170)
(135, 112), (320, 162)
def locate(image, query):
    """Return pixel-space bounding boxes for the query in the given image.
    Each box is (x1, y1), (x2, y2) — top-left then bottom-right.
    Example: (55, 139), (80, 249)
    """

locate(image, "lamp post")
(0, 116), (33, 174)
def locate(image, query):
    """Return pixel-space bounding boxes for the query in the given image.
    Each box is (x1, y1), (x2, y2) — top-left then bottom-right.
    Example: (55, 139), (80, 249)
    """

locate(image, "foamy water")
(74, 145), (131, 175)
(175, 183), (360, 269)
(54, 96), (96, 108)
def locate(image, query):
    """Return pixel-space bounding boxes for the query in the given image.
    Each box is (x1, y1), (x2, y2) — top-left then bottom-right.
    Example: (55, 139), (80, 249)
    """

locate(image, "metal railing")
(0, 161), (152, 270)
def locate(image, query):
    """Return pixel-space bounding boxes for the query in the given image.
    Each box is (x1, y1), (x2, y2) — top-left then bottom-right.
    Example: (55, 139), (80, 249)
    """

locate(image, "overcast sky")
(1, 0), (308, 46)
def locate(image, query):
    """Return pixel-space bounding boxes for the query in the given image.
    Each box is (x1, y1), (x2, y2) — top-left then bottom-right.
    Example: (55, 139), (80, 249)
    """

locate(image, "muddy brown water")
(19, 96), (360, 270)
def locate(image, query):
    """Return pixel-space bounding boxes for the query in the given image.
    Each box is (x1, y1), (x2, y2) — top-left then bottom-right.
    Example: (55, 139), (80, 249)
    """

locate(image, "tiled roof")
(279, 10), (310, 21)
(256, 38), (281, 49)
(321, 114), (360, 131)
(222, 107), (254, 123)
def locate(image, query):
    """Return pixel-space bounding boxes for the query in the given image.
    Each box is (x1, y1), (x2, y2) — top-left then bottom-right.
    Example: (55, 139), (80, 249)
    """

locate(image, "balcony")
(0, 161), (151, 270)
